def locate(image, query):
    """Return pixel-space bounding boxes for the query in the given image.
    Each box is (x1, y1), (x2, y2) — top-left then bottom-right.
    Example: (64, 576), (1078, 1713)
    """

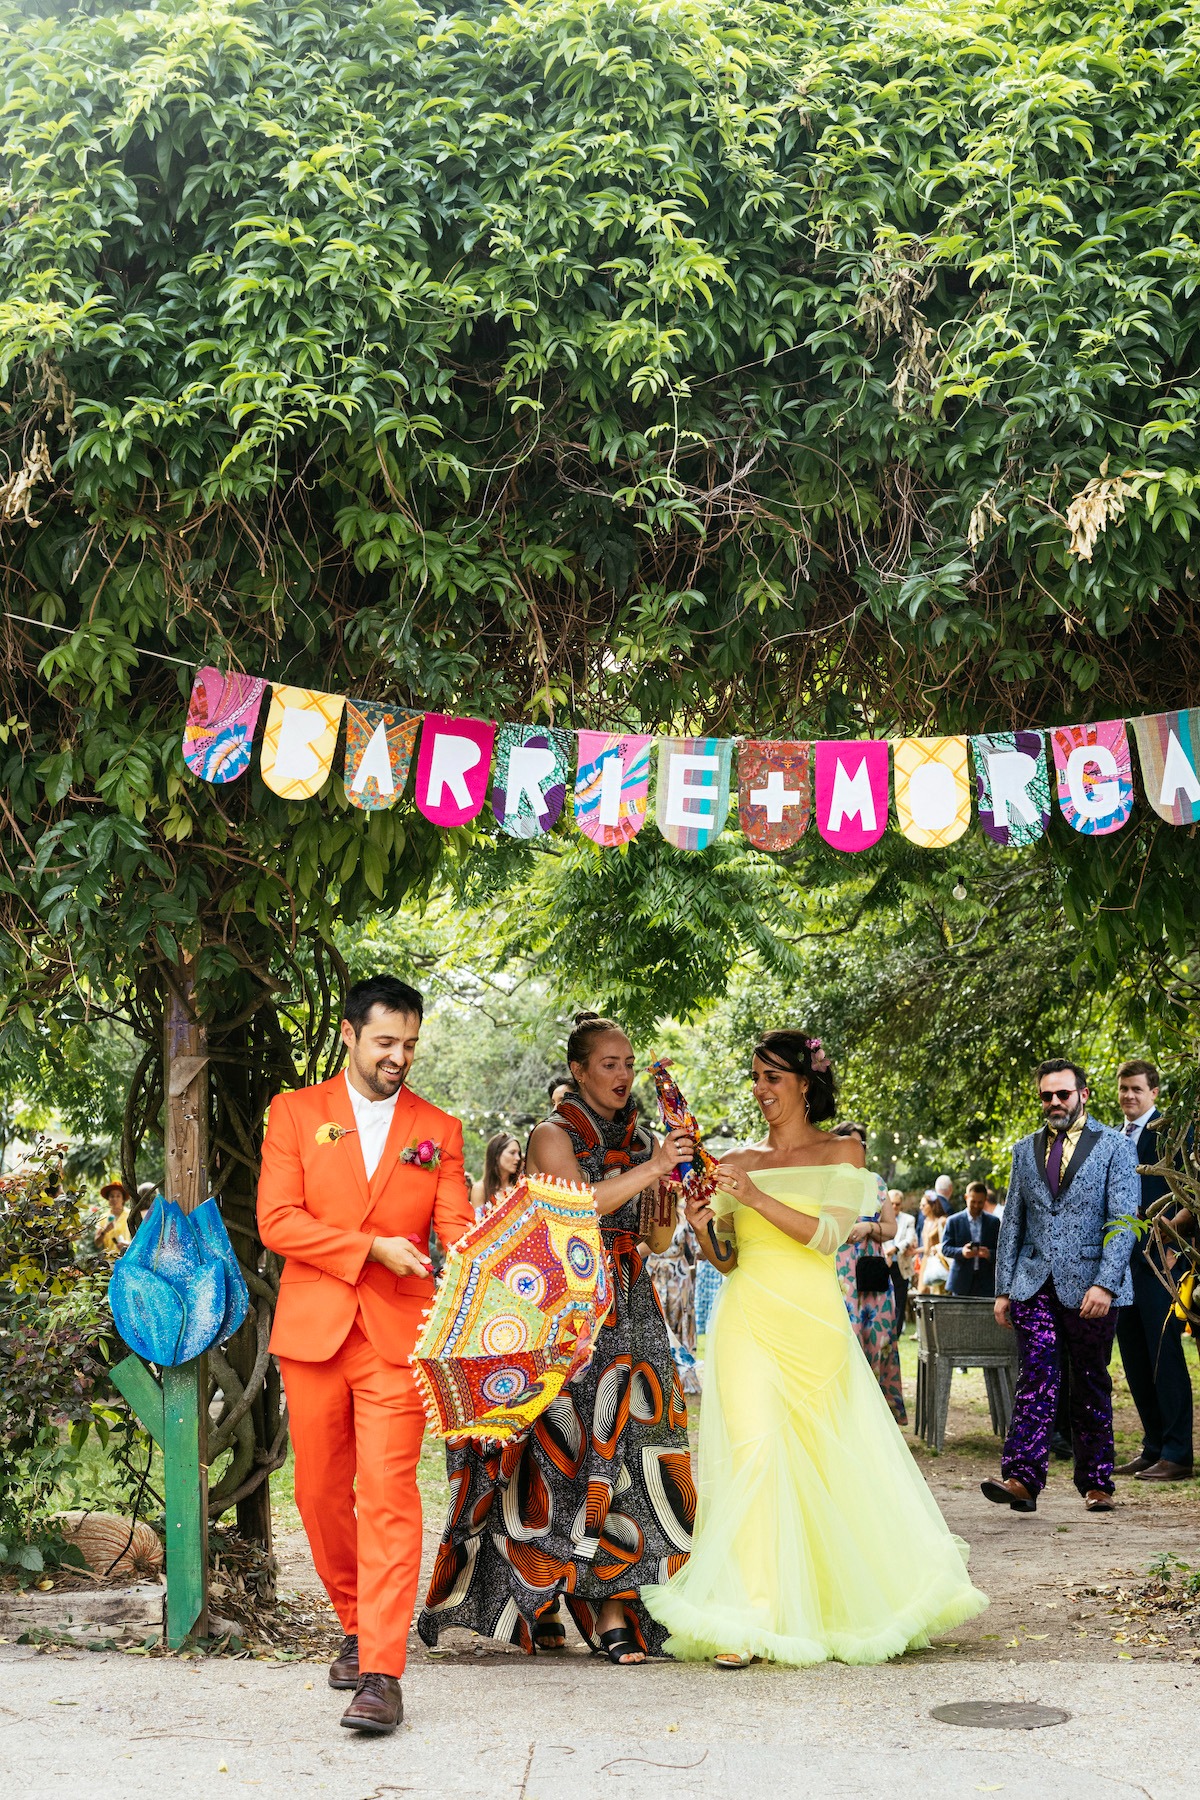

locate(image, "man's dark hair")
(965, 1179), (989, 1199)
(548, 1074), (575, 1102)
(344, 976), (424, 1035)
(1036, 1058), (1088, 1091)
(1118, 1058), (1160, 1089)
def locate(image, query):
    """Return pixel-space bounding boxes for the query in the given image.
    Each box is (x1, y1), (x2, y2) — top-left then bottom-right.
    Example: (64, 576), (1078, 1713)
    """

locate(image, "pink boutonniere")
(316, 1123), (357, 1145)
(401, 1138), (441, 1169)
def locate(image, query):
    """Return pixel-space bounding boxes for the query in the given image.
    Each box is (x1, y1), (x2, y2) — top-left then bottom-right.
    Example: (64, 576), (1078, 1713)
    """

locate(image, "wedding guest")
(470, 1131), (522, 1218)
(420, 1012), (695, 1667)
(935, 1173), (958, 1213)
(547, 1074), (575, 1111)
(982, 1059), (1138, 1515)
(649, 1211), (702, 1395)
(916, 1194), (949, 1292)
(832, 1124), (903, 1422)
(943, 1181), (1000, 1297)
(94, 1180), (131, 1255)
(1113, 1060), (1194, 1482)
(984, 1185), (1004, 1222)
(885, 1191), (918, 1333)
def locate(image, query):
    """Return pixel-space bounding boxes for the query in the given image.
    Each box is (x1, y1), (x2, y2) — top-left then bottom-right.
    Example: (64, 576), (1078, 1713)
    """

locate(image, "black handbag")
(855, 1252), (891, 1295)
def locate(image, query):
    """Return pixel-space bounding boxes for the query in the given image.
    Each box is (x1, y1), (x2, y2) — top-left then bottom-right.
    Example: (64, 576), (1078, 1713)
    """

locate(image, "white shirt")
(1123, 1105), (1157, 1147)
(345, 1071), (399, 1180)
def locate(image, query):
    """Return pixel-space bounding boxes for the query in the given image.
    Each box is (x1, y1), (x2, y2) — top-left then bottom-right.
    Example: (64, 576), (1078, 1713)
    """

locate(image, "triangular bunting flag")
(737, 741), (811, 849)
(343, 700), (421, 811)
(573, 732), (651, 846)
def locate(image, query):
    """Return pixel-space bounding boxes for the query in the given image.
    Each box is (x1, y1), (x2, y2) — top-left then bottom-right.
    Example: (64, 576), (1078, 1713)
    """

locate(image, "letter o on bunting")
(656, 738), (733, 850)
(573, 732), (651, 846)
(972, 731), (1050, 846)
(1051, 720), (1134, 835)
(1131, 710), (1200, 825)
(738, 741), (811, 850)
(259, 686), (345, 800)
(492, 725), (570, 838)
(415, 713), (496, 827)
(893, 737), (970, 848)
(182, 667), (267, 784)
(343, 700), (420, 811)
(815, 741), (889, 851)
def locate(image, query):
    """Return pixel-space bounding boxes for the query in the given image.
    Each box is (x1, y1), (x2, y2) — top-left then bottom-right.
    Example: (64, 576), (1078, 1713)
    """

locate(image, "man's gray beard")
(1047, 1101), (1082, 1131)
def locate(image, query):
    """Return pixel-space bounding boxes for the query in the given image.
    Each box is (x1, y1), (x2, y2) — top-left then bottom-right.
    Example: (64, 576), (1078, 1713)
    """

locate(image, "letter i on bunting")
(972, 731), (1049, 845)
(492, 725), (570, 838)
(182, 667), (268, 784)
(343, 700), (421, 811)
(738, 741), (811, 849)
(1051, 720), (1134, 835)
(815, 741), (889, 850)
(259, 686), (346, 800)
(656, 737), (733, 850)
(893, 737), (971, 848)
(1131, 710), (1200, 824)
(573, 732), (651, 846)
(415, 713), (496, 827)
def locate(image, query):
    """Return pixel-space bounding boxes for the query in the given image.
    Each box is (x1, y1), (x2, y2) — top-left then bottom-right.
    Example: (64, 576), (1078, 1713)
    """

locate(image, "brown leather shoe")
(339, 1672), (403, 1734)
(1085, 1489), (1116, 1511)
(1114, 1454), (1157, 1476)
(980, 1477), (1036, 1513)
(328, 1633), (359, 1690)
(1134, 1459), (1195, 1482)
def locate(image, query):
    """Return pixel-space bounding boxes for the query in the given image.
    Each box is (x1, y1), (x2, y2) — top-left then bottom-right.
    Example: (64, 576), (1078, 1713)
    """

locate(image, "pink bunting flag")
(182, 667), (267, 784)
(815, 741), (890, 850)
(414, 713), (496, 827)
(1050, 720), (1134, 836)
(573, 732), (652, 846)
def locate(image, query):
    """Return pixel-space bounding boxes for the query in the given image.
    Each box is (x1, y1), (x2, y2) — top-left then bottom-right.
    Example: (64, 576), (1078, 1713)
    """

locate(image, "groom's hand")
(369, 1235), (432, 1278)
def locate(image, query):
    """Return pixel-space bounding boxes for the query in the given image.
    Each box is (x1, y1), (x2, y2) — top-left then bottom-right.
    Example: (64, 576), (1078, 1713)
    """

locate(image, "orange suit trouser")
(278, 1319), (424, 1676)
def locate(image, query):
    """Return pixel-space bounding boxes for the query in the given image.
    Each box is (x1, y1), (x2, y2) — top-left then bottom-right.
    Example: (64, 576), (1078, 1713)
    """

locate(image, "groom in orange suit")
(258, 976), (473, 1733)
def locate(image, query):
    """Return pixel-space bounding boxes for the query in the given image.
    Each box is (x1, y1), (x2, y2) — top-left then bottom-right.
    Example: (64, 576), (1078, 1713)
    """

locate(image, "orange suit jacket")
(257, 1074), (475, 1366)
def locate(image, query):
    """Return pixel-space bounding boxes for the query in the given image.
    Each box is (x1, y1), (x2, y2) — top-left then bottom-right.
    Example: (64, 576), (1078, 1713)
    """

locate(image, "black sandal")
(533, 1611), (566, 1651)
(596, 1626), (644, 1665)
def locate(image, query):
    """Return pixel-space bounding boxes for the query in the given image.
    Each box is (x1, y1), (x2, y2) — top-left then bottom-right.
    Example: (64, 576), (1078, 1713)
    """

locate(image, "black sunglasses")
(1039, 1088), (1077, 1104)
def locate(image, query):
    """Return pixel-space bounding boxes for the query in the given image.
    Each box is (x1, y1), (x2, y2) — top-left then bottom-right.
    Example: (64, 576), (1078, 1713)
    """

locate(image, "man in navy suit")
(1113, 1059), (1194, 1482)
(982, 1059), (1137, 1514)
(943, 1181), (1001, 1296)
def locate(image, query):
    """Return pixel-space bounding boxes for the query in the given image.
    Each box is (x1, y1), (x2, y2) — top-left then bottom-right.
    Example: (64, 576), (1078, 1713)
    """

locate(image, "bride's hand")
(714, 1161), (762, 1210)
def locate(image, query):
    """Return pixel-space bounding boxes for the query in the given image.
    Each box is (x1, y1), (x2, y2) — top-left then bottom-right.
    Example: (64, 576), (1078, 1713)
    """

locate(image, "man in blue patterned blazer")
(981, 1059), (1138, 1515)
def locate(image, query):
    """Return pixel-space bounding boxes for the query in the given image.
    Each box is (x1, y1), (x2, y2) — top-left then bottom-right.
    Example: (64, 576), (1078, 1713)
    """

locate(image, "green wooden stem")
(112, 1352), (206, 1648)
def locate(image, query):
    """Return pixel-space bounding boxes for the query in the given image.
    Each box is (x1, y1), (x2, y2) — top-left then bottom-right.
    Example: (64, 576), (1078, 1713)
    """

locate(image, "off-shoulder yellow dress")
(642, 1165), (987, 1664)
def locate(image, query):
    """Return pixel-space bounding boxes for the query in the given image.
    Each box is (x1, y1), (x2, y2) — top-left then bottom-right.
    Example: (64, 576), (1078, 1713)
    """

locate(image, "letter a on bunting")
(343, 700), (421, 811)
(1131, 710), (1200, 824)
(573, 732), (651, 846)
(259, 686), (345, 800)
(893, 737), (970, 848)
(415, 714), (496, 827)
(972, 732), (1049, 846)
(1051, 720), (1134, 836)
(815, 741), (889, 850)
(737, 741), (811, 850)
(182, 666), (267, 784)
(656, 738), (733, 850)
(492, 725), (570, 838)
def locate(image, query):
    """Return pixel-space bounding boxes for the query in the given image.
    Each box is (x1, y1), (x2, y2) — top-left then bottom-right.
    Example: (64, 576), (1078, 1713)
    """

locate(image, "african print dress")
(836, 1174), (905, 1425)
(418, 1096), (694, 1657)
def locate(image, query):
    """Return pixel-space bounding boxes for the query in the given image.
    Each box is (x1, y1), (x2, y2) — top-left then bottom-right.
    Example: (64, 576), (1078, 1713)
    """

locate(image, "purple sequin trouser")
(1002, 1278), (1119, 1498)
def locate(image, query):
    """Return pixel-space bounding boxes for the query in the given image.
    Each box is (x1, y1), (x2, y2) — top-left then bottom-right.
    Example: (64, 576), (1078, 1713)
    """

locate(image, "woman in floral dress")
(832, 1125), (905, 1425)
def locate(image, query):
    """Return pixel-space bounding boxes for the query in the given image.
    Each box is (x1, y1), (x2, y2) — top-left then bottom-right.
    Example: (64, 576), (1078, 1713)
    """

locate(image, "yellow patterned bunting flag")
(893, 737), (971, 848)
(259, 686), (345, 800)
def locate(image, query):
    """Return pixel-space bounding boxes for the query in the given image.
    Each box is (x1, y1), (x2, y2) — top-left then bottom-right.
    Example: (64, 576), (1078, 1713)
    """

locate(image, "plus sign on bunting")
(737, 740), (812, 849)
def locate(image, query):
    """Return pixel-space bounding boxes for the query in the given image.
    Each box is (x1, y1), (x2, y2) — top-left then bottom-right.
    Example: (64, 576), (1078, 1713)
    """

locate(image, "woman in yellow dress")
(642, 1029), (987, 1668)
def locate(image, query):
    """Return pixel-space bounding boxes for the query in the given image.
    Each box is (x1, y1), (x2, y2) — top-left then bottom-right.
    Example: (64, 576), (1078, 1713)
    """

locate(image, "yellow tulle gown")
(642, 1165), (987, 1664)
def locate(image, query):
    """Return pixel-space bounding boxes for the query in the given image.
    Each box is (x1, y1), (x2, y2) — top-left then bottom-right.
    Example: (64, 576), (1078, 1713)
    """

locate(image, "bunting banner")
(573, 731), (651, 846)
(179, 666), (1200, 860)
(816, 740), (889, 851)
(259, 686), (345, 800)
(415, 713), (496, 827)
(1131, 709), (1200, 825)
(893, 737), (971, 849)
(656, 737), (733, 851)
(1051, 719), (1134, 836)
(738, 740), (811, 850)
(343, 699), (421, 811)
(182, 666), (267, 785)
(973, 731), (1050, 846)
(492, 724), (571, 839)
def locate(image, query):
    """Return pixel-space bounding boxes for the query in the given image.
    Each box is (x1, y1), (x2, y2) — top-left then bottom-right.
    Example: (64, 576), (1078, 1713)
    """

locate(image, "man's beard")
(355, 1052), (404, 1098)
(1046, 1098), (1083, 1132)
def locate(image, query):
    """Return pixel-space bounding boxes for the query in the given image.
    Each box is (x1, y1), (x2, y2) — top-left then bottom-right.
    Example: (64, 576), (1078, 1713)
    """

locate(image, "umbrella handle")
(706, 1220), (733, 1264)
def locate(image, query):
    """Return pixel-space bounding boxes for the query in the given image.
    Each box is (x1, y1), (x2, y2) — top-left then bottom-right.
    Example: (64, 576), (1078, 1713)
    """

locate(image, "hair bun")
(573, 1009), (603, 1025)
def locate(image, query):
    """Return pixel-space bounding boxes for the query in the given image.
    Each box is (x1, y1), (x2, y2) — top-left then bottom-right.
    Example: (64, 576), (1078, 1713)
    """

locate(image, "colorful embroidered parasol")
(412, 1172), (610, 1441)
(647, 1058), (730, 1257)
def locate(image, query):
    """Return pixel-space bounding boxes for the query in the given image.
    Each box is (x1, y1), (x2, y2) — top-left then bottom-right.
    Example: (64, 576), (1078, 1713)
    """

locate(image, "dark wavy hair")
(481, 1132), (521, 1211)
(753, 1029), (837, 1124)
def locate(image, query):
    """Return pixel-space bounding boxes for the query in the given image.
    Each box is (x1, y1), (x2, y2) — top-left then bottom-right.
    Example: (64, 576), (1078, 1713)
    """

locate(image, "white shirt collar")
(344, 1070), (400, 1181)
(1125, 1105), (1157, 1138)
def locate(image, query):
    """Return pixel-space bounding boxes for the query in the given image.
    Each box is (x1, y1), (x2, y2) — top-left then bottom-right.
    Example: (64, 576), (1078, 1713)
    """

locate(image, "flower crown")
(807, 1037), (831, 1073)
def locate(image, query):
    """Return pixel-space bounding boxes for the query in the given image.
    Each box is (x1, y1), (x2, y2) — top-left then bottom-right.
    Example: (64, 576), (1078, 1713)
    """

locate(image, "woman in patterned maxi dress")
(418, 1015), (696, 1665)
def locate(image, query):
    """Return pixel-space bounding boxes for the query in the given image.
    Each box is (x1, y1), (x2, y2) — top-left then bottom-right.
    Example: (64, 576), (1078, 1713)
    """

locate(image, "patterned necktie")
(1124, 1121), (1138, 1136)
(1046, 1130), (1066, 1195)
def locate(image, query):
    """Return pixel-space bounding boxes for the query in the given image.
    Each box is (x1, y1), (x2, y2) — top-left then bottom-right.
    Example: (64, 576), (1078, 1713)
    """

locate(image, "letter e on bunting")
(656, 737), (733, 850)
(972, 731), (1049, 845)
(815, 741), (889, 850)
(343, 700), (420, 811)
(1131, 710), (1200, 824)
(893, 737), (970, 848)
(259, 686), (345, 800)
(1051, 720), (1134, 835)
(492, 725), (570, 838)
(415, 713), (496, 827)
(573, 732), (651, 846)
(182, 666), (267, 784)
(738, 740), (811, 849)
